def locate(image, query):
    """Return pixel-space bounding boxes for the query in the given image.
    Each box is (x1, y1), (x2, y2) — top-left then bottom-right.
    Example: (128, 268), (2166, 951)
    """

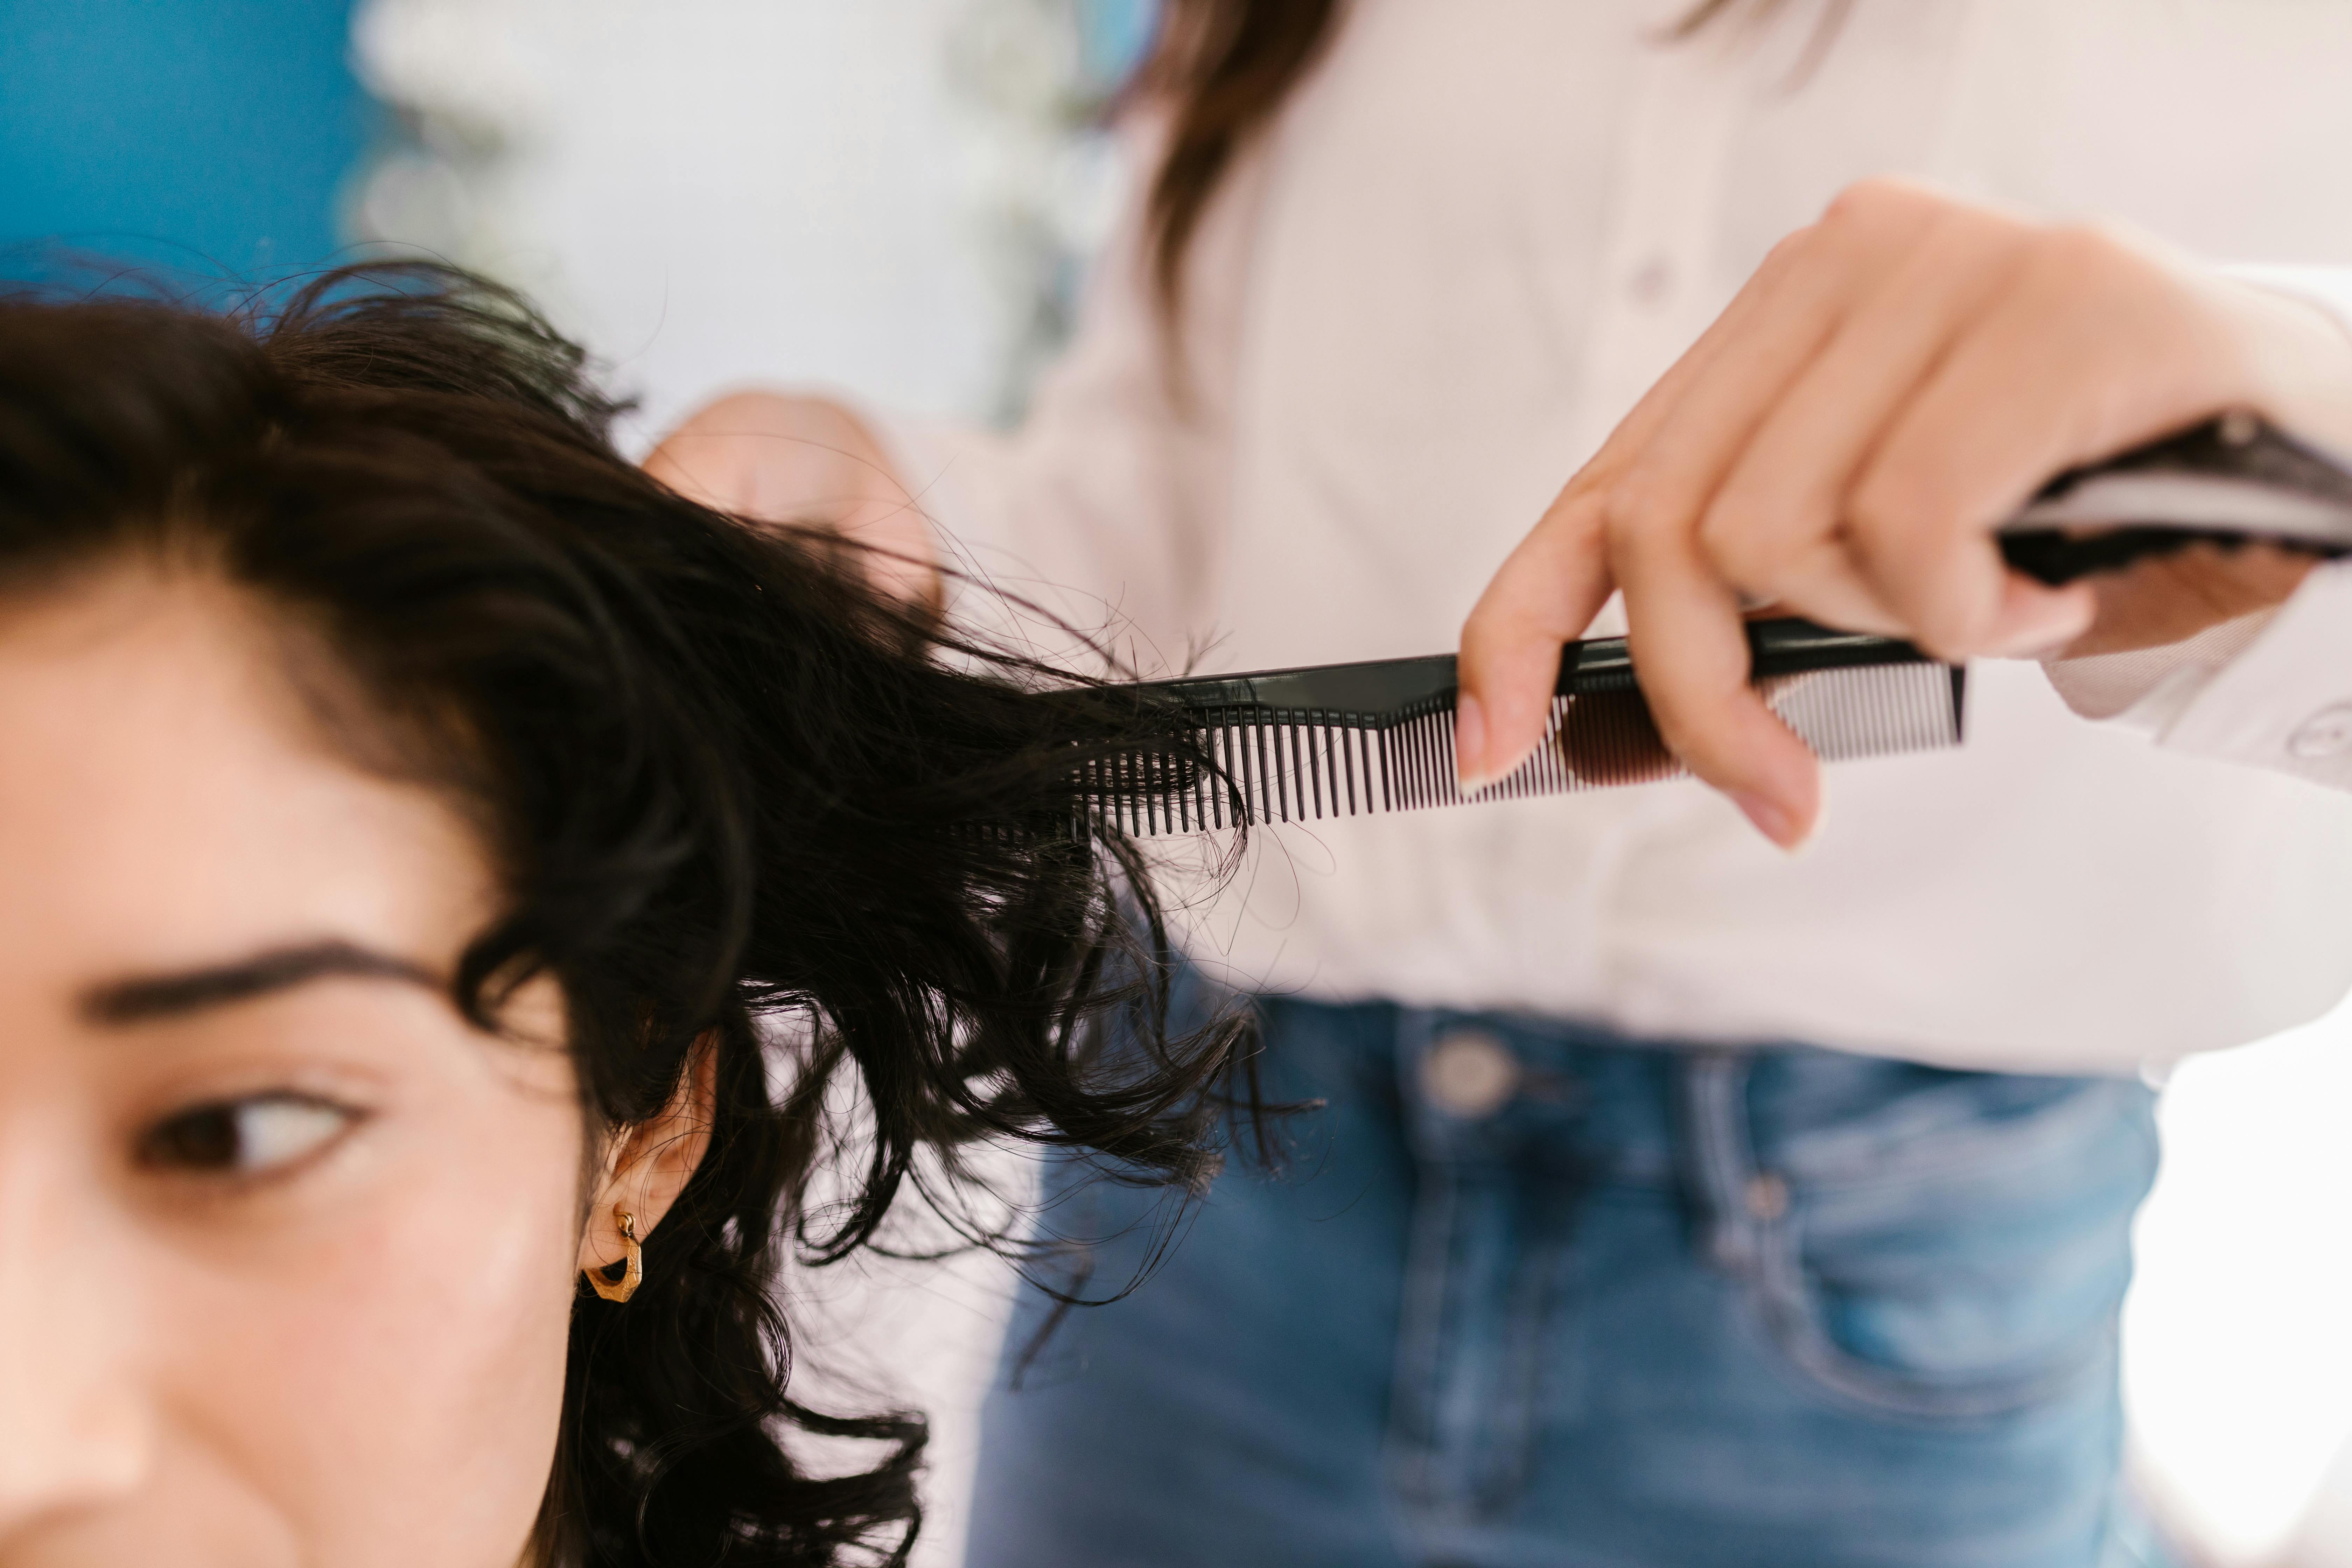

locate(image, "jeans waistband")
(1252, 992), (2134, 1197)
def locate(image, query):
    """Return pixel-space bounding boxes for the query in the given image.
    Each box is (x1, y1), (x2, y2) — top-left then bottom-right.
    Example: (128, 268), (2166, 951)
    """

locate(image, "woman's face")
(0, 568), (584, 1566)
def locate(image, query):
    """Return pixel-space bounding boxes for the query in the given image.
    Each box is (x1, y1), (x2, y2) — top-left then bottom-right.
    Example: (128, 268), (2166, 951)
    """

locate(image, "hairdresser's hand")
(1457, 178), (2352, 846)
(645, 391), (941, 613)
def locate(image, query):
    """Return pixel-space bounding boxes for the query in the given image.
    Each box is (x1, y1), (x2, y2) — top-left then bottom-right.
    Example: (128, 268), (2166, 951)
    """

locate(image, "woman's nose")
(0, 1137), (150, 1536)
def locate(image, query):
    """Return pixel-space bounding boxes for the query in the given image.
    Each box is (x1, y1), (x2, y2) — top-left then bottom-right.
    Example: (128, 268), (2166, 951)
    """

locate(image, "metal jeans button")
(1421, 1029), (1521, 1119)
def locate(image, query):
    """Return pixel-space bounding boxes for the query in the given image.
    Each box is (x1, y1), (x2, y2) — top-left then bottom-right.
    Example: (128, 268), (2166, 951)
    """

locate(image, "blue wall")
(1077, 0), (1161, 91)
(0, 0), (368, 281)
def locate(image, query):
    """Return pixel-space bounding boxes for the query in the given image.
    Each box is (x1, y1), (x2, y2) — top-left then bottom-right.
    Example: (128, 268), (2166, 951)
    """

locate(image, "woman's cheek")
(155, 1057), (586, 1568)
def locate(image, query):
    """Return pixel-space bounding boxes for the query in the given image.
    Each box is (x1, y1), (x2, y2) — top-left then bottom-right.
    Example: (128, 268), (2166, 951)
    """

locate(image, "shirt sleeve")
(2227, 263), (2352, 346)
(2108, 559), (2352, 789)
(2035, 264), (2352, 786)
(856, 118), (1261, 678)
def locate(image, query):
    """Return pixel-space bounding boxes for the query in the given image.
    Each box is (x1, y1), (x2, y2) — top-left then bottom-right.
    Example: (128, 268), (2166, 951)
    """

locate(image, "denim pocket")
(1744, 1072), (2159, 1422)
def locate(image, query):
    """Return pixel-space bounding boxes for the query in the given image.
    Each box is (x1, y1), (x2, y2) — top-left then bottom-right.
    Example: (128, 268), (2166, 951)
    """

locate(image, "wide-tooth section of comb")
(1082, 621), (1964, 837)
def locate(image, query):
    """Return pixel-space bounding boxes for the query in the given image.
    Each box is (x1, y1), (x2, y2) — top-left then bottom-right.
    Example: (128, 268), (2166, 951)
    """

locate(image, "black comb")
(1998, 414), (2352, 584)
(1085, 415), (2352, 837)
(1085, 620), (1961, 835)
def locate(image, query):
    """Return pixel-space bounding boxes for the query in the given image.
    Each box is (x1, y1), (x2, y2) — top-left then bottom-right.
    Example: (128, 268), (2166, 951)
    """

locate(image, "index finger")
(1455, 231), (1822, 791)
(1456, 489), (1616, 794)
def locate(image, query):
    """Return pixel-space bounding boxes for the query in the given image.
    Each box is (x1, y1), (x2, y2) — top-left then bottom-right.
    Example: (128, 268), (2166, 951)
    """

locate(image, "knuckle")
(1554, 484), (1614, 544)
(1821, 175), (1933, 232)
(1758, 223), (1823, 277)
(1931, 206), (2032, 276)
(1457, 606), (1512, 665)
(2028, 220), (2135, 286)
(1698, 488), (1819, 589)
(1694, 497), (1769, 582)
(1846, 454), (1952, 545)
(1601, 476), (1666, 549)
(1843, 464), (1907, 533)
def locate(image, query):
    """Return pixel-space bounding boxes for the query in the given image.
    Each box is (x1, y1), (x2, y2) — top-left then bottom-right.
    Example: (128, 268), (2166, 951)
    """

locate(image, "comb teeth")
(1083, 655), (1965, 838)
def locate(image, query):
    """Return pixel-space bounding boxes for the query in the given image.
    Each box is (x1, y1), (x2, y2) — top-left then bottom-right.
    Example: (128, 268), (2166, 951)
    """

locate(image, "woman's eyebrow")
(80, 939), (443, 1025)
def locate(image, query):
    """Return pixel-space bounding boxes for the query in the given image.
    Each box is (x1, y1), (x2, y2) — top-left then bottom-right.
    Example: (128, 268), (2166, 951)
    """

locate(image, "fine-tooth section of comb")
(1082, 619), (1963, 836)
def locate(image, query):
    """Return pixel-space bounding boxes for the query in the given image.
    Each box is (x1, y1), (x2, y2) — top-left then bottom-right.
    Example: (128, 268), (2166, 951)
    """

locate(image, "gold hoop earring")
(586, 1210), (642, 1303)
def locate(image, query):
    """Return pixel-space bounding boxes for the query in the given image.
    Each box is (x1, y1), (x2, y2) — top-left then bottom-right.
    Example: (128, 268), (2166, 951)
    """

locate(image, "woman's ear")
(578, 1034), (719, 1281)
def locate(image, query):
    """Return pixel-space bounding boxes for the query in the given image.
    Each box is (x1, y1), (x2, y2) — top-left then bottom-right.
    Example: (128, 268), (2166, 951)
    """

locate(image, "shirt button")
(2288, 704), (2352, 760)
(1420, 1029), (1522, 1119)
(1625, 254), (1676, 308)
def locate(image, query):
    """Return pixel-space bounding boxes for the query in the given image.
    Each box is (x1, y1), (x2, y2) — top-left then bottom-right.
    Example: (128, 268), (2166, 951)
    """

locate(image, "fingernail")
(1988, 618), (2087, 659)
(1727, 788), (1800, 849)
(1988, 589), (2096, 658)
(1455, 691), (1490, 797)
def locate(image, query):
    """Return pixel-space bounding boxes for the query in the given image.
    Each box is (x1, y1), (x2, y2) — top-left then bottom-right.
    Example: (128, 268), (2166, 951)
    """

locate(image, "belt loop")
(1677, 1049), (1764, 1275)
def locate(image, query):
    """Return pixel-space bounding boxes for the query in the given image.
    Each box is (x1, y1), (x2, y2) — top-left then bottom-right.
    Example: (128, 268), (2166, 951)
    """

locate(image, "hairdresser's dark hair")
(1139, 0), (1846, 322)
(0, 265), (1246, 1566)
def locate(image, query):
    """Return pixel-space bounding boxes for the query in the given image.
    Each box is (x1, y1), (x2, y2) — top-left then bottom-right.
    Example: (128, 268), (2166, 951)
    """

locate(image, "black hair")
(0, 264), (1249, 1566)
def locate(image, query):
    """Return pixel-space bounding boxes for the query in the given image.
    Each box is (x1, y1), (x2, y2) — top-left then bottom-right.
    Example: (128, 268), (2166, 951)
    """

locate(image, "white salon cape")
(880, 0), (2352, 1075)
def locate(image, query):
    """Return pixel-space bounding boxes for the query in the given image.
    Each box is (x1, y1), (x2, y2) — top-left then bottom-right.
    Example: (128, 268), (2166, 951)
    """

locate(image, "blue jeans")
(965, 996), (2170, 1568)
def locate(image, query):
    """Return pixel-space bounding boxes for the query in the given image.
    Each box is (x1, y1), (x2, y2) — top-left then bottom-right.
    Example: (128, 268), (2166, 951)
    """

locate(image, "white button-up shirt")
(886, 0), (2352, 1074)
(2104, 567), (2352, 785)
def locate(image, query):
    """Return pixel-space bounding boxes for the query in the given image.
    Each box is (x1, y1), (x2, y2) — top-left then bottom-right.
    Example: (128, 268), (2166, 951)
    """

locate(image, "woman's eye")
(137, 1094), (357, 1177)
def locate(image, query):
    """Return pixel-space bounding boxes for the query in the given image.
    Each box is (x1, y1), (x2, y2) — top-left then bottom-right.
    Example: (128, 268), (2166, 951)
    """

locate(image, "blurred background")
(8, 3), (2352, 1563)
